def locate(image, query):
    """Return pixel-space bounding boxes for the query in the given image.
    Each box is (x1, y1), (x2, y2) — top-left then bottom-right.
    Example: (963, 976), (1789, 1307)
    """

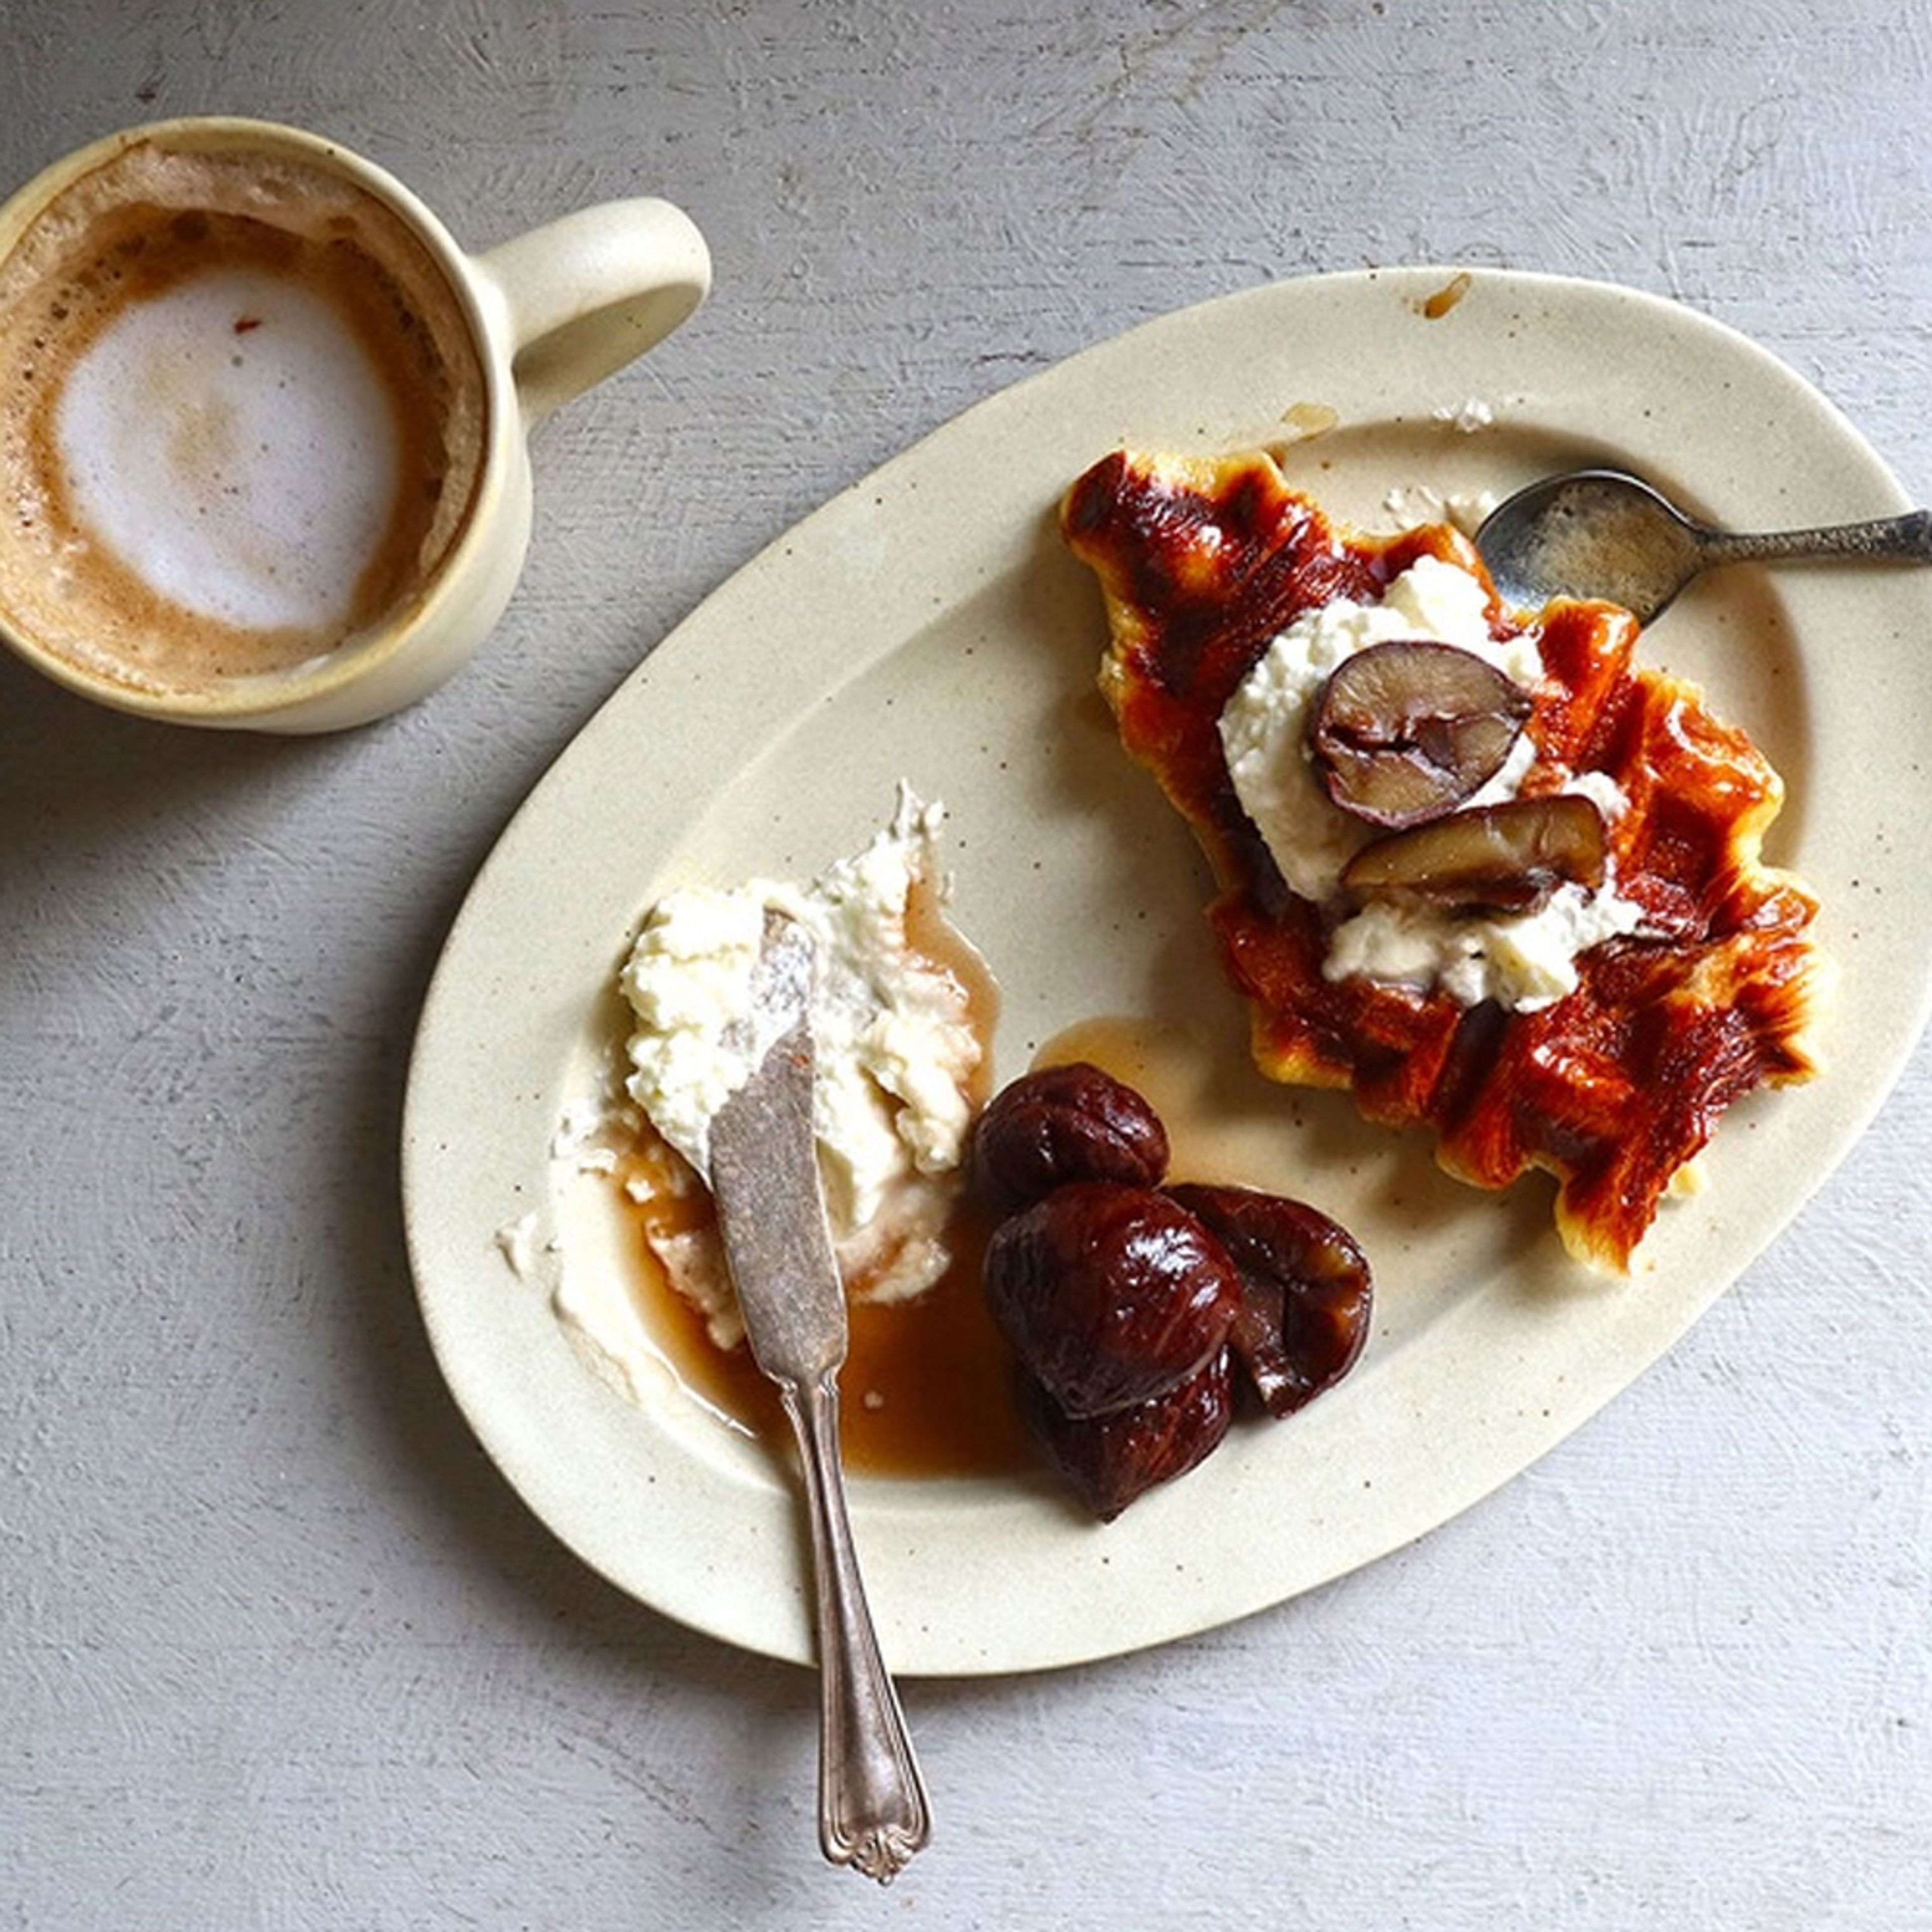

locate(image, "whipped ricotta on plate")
(614, 789), (990, 1348)
(1219, 553), (1647, 1012)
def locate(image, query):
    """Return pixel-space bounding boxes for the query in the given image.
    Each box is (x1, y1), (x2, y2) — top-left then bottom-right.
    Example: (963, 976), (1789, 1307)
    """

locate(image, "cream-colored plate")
(403, 267), (1932, 1675)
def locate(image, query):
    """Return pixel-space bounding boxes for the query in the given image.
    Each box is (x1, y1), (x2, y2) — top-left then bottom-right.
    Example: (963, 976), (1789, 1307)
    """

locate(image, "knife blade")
(706, 908), (932, 1883)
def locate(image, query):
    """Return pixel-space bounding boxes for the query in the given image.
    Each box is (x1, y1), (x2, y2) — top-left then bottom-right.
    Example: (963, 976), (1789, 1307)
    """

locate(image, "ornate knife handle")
(779, 1374), (931, 1882)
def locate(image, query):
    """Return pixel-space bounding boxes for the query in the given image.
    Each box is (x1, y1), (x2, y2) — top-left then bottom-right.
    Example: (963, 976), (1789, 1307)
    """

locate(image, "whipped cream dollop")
(1218, 553), (1646, 1011)
(617, 790), (988, 1344)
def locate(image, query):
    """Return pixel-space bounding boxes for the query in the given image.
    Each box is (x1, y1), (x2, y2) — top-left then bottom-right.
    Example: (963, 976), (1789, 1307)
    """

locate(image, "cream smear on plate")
(562, 789), (990, 1361)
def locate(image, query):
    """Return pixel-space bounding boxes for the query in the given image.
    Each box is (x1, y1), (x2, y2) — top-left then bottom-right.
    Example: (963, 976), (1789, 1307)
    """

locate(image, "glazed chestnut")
(972, 1062), (1170, 1219)
(1018, 1349), (1236, 1521)
(1166, 1183), (1373, 1417)
(983, 1180), (1240, 1418)
(1339, 792), (1607, 915)
(1310, 639), (1532, 828)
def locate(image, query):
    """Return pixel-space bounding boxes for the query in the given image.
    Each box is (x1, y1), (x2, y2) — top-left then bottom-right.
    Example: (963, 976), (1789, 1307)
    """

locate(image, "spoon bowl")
(1474, 467), (1932, 625)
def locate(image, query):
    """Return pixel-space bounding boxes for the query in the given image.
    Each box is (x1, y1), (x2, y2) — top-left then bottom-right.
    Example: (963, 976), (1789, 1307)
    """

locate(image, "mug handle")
(475, 198), (710, 426)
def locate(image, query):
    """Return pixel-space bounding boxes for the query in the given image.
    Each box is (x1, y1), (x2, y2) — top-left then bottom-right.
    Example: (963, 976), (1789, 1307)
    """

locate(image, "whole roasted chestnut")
(972, 1062), (1170, 1219)
(1018, 1349), (1236, 1521)
(1167, 1183), (1373, 1417)
(983, 1180), (1240, 1418)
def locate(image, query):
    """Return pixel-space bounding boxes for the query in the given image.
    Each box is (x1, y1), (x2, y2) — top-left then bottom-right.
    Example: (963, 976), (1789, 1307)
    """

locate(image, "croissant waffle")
(1062, 447), (1825, 1270)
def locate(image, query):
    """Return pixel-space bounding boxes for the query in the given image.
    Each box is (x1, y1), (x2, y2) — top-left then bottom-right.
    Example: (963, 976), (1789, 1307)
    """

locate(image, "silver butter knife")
(707, 909), (932, 1883)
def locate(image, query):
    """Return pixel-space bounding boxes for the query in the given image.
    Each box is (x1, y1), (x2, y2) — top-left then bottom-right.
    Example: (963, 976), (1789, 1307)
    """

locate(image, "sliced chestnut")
(1310, 640), (1532, 828)
(982, 1181), (1241, 1418)
(1166, 1184), (1373, 1417)
(1018, 1349), (1236, 1521)
(972, 1062), (1170, 1219)
(1340, 793), (1607, 915)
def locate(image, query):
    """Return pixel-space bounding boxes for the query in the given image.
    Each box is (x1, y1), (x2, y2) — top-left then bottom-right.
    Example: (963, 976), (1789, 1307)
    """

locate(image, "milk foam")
(0, 139), (487, 697)
(56, 265), (403, 635)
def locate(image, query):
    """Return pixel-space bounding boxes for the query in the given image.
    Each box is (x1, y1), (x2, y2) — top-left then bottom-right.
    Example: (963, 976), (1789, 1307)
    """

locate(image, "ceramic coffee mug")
(0, 117), (709, 732)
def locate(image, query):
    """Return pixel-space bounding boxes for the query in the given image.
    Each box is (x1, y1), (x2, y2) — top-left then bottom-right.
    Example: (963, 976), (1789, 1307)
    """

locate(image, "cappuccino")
(0, 138), (487, 698)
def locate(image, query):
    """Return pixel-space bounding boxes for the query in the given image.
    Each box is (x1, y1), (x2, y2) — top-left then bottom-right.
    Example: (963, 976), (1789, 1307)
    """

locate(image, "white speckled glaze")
(406, 266), (1932, 1676)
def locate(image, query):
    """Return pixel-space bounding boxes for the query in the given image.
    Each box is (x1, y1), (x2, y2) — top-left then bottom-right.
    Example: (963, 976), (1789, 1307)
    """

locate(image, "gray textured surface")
(4, 3), (1930, 1926)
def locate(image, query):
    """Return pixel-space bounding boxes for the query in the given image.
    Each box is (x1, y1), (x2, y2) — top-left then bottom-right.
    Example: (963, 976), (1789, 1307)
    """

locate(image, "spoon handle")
(1701, 507), (1932, 569)
(781, 1373), (932, 1884)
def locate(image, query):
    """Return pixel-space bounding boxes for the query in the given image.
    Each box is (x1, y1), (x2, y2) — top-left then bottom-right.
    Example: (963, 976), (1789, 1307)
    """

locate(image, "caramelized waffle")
(1062, 447), (1824, 1269)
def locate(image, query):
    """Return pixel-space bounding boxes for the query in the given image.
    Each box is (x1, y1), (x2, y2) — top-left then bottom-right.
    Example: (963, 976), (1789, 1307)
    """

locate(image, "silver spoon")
(1474, 467), (1932, 624)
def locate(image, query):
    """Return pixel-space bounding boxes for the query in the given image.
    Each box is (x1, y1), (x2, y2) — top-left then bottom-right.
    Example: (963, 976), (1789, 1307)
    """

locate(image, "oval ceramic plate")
(403, 267), (1932, 1675)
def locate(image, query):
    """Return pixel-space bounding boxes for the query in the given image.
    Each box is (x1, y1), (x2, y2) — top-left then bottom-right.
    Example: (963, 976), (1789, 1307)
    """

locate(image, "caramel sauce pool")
(619, 1006), (1262, 1479)
(623, 1188), (1030, 1478)
(612, 1008), (1255, 1479)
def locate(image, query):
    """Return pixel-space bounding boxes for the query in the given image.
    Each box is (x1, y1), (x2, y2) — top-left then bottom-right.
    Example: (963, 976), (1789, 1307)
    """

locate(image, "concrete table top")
(4, 3), (1927, 1925)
